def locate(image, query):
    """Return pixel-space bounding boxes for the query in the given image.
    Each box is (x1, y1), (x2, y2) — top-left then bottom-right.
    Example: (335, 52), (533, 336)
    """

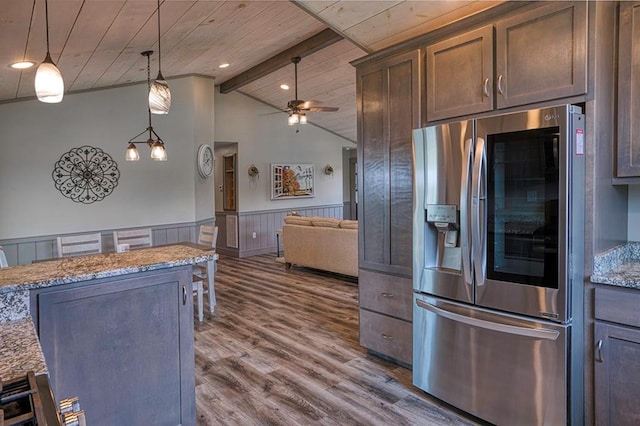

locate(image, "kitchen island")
(0, 244), (214, 425)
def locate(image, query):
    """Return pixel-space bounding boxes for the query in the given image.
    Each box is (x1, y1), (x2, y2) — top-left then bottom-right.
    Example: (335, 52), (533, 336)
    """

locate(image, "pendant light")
(35, 0), (64, 103)
(126, 51), (167, 162)
(149, 0), (171, 114)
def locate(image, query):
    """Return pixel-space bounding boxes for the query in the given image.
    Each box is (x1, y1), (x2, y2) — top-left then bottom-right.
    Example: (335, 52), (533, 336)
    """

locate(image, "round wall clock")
(197, 144), (214, 178)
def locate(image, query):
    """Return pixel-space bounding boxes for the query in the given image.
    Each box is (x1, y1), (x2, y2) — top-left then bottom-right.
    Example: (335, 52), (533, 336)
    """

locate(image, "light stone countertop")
(591, 242), (640, 289)
(590, 261), (640, 289)
(0, 318), (47, 382)
(0, 244), (215, 323)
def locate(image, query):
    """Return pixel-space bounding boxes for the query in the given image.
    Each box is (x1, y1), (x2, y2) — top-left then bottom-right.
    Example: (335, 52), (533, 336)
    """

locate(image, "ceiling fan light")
(35, 53), (64, 103)
(288, 113), (299, 126)
(149, 74), (171, 114)
(150, 141), (167, 161)
(126, 143), (140, 161)
(299, 113), (307, 124)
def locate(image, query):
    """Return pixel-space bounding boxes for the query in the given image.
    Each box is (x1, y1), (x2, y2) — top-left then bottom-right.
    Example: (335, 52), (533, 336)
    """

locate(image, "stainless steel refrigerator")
(412, 105), (585, 425)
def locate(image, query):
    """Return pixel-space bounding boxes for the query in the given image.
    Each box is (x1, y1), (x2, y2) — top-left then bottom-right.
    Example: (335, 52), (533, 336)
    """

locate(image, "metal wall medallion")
(53, 146), (120, 204)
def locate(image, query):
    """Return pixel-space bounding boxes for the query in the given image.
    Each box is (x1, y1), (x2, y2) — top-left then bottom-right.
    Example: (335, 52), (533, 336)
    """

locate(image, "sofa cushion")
(311, 217), (341, 228)
(339, 220), (358, 229)
(283, 216), (313, 226)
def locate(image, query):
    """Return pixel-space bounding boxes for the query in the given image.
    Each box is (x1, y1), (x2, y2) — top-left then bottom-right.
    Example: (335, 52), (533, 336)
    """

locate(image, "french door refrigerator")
(412, 105), (585, 425)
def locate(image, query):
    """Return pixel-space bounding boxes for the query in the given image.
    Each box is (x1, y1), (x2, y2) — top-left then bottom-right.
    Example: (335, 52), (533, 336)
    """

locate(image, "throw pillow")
(284, 216), (313, 226)
(339, 220), (358, 229)
(311, 217), (341, 228)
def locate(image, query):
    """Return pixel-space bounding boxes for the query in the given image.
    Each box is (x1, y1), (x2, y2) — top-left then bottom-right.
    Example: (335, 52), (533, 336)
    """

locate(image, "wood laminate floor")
(193, 254), (484, 426)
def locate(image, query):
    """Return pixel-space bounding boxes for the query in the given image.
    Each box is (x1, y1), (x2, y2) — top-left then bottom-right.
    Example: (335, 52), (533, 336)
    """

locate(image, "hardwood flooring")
(193, 254), (484, 426)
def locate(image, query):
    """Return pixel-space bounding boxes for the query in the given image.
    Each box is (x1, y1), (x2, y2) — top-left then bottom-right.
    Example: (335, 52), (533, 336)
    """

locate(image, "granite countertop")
(0, 318), (47, 382)
(590, 242), (640, 289)
(0, 243), (215, 323)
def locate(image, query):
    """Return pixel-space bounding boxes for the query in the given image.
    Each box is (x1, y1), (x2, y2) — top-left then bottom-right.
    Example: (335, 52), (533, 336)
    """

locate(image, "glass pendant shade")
(126, 143), (140, 161)
(288, 113), (299, 126)
(150, 141), (167, 161)
(299, 113), (307, 124)
(35, 52), (64, 103)
(149, 72), (171, 114)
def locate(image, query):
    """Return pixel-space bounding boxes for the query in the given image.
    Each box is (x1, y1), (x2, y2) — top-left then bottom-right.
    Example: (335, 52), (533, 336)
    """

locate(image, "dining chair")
(0, 246), (8, 268)
(113, 228), (153, 250)
(56, 233), (102, 258)
(193, 225), (219, 322)
(198, 225), (218, 250)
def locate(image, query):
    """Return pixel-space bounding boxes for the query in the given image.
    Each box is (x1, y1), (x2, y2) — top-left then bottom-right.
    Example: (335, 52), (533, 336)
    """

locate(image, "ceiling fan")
(285, 56), (339, 126)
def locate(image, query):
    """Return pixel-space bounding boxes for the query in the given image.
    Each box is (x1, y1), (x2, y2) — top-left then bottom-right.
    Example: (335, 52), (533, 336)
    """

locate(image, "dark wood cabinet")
(617, 1), (640, 177)
(358, 270), (413, 365)
(425, 1), (587, 122)
(33, 268), (195, 426)
(357, 49), (419, 277)
(426, 25), (494, 121)
(355, 49), (420, 365)
(594, 286), (640, 426)
(495, 1), (587, 109)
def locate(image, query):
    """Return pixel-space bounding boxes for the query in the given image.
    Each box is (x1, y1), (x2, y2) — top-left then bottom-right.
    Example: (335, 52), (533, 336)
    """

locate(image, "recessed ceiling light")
(10, 61), (35, 70)
(280, 84), (290, 90)
(218, 63), (230, 69)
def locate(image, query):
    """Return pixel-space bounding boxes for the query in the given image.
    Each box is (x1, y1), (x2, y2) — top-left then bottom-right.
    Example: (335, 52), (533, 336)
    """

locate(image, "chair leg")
(194, 281), (204, 323)
(206, 259), (216, 313)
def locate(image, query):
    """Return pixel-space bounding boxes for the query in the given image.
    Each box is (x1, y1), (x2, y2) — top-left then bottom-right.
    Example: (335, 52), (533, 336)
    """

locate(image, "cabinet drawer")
(359, 309), (412, 365)
(595, 286), (640, 327)
(358, 269), (413, 321)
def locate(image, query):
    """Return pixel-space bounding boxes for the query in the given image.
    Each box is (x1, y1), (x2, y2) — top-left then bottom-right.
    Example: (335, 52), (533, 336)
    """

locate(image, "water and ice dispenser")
(424, 204), (461, 272)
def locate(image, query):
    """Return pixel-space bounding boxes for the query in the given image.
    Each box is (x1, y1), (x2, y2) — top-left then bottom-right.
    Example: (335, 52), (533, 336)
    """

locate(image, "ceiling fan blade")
(300, 100), (324, 109)
(306, 106), (339, 112)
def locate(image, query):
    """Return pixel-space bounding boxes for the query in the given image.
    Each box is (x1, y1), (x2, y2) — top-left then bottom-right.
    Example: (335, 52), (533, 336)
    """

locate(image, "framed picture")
(271, 163), (314, 200)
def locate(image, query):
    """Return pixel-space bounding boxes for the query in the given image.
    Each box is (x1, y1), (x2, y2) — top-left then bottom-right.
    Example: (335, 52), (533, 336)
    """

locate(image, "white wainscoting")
(0, 218), (215, 266)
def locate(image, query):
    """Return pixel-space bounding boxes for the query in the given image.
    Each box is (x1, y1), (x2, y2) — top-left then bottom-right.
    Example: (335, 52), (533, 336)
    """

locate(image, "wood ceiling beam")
(219, 28), (343, 94)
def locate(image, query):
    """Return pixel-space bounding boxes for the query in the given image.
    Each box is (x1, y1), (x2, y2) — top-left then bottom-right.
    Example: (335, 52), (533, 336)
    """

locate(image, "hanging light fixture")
(149, 0), (171, 114)
(35, 0), (64, 103)
(287, 112), (307, 126)
(126, 51), (167, 162)
(287, 112), (299, 126)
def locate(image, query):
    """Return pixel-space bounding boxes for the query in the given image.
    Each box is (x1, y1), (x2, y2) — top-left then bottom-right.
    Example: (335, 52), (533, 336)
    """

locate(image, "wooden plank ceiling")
(0, 0), (502, 143)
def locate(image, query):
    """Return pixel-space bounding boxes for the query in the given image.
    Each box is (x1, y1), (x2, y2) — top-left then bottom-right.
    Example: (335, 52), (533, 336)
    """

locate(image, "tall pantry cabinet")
(355, 50), (420, 365)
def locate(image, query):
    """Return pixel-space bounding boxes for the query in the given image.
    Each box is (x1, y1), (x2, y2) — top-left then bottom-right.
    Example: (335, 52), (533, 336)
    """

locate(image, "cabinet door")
(617, 1), (640, 177)
(37, 269), (195, 426)
(495, 1), (587, 109)
(426, 25), (493, 122)
(357, 50), (420, 277)
(594, 322), (640, 426)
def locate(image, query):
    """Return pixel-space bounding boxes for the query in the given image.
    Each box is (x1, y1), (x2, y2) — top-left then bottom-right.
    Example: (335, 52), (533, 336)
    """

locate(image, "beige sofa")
(282, 216), (358, 277)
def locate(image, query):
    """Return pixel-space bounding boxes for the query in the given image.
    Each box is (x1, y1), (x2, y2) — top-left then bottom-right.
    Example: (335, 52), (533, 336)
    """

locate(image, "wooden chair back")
(57, 233), (103, 258)
(113, 228), (153, 250)
(198, 225), (218, 249)
(0, 246), (8, 267)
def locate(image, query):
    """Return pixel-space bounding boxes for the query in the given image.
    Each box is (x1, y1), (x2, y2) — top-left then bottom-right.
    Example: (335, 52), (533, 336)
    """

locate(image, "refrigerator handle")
(460, 138), (473, 287)
(472, 137), (487, 287)
(416, 299), (560, 341)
